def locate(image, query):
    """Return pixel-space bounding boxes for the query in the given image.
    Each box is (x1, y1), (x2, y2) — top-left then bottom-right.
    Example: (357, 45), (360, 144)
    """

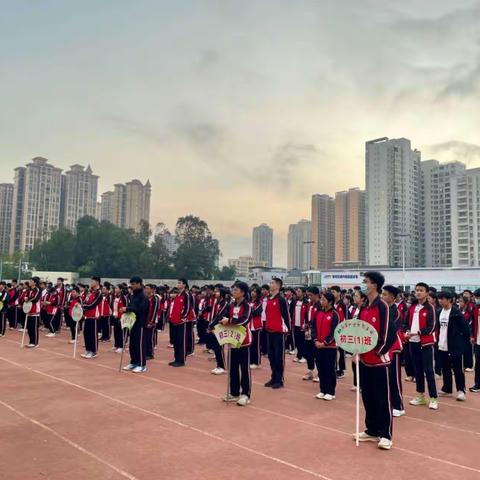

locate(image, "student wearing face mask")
(356, 272), (396, 450)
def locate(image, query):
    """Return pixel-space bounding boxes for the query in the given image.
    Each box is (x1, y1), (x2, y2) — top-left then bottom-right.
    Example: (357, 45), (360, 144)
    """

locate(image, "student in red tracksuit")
(249, 286), (263, 369)
(265, 277), (290, 389)
(81, 277), (102, 359)
(66, 287), (82, 344)
(185, 286), (196, 357)
(98, 285), (112, 342)
(145, 284), (160, 360)
(284, 288), (296, 355)
(44, 287), (60, 337)
(350, 289), (369, 390)
(207, 286), (229, 375)
(331, 286), (347, 378)
(169, 279), (193, 367)
(312, 291), (339, 401)
(470, 289), (480, 393)
(221, 281), (252, 406)
(292, 287), (308, 364)
(52, 277), (65, 333)
(382, 285), (405, 417)
(0, 282), (7, 336)
(25, 277), (41, 348)
(111, 285), (128, 352)
(303, 286), (321, 382)
(357, 271), (396, 450)
(7, 279), (18, 330)
(406, 282), (438, 410)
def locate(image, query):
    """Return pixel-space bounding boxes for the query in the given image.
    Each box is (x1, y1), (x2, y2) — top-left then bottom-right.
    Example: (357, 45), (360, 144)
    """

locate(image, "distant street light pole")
(398, 233), (410, 292)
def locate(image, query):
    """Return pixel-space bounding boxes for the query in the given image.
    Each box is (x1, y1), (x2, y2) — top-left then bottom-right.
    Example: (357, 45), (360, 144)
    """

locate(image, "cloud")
(424, 140), (480, 166)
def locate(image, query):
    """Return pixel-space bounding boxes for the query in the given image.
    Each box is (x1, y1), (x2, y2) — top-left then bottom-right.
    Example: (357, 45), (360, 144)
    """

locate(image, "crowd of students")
(1, 272), (479, 450)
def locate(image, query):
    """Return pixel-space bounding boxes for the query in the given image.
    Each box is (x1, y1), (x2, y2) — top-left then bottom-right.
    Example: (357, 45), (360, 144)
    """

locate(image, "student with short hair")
(265, 278), (290, 389)
(81, 277), (102, 359)
(356, 271), (395, 450)
(470, 289), (480, 393)
(406, 282), (439, 410)
(303, 286), (321, 382)
(437, 291), (470, 401)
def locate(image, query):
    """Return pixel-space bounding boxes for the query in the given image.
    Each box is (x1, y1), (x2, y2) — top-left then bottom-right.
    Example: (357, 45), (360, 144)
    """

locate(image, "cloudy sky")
(1, 0), (479, 266)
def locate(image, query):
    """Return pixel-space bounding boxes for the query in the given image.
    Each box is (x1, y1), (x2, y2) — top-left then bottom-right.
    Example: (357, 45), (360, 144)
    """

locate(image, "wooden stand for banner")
(355, 354), (360, 447)
(73, 323), (79, 359)
(20, 316), (28, 348)
(119, 328), (129, 372)
(225, 344), (231, 404)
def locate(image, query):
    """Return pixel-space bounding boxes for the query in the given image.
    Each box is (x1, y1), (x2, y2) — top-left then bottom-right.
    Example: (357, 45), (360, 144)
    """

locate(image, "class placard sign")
(120, 312), (136, 331)
(71, 304), (83, 322)
(214, 324), (246, 348)
(334, 319), (378, 355)
(23, 301), (33, 314)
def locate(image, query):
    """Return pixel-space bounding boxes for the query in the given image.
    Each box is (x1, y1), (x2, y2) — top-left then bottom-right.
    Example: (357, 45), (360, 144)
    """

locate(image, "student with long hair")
(350, 289), (369, 390)
(249, 286), (263, 369)
(292, 287), (308, 364)
(303, 286), (321, 382)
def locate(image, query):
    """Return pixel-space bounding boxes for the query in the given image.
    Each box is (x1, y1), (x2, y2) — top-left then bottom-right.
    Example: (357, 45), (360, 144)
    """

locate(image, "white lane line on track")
(0, 398), (139, 480)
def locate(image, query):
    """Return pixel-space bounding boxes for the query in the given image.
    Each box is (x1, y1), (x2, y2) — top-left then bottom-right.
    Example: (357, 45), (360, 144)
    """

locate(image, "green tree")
(215, 265), (236, 281)
(150, 234), (175, 278)
(174, 215), (220, 279)
(29, 228), (76, 270)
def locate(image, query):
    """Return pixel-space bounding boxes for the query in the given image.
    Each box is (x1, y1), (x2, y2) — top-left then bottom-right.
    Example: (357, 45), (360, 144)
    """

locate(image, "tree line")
(26, 215), (236, 280)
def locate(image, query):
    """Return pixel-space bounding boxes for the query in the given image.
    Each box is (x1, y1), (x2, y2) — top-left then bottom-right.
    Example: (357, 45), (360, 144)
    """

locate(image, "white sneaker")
(428, 398), (439, 410)
(45, 333), (56, 338)
(354, 432), (379, 442)
(393, 409), (405, 417)
(84, 352), (94, 359)
(438, 390), (452, 397)
(236, 394), (250, 406)
(313, 376), (320, 383)
(350, 385), (357, 391)
(211, 367), (225, 375)
(111, 346), (117, 351)
(293, 357), (300, 363)
(68, 339), (76, 344)
(323, 394), (335, 401)
(250, 364), (259, 369)
(132, 366), (146, 373)
(299, 358), (307, 363)
(302, 371), (314, 381)
(123, 364), (136, 371)
(378, 438), (393, 450)
(409, 395), (427, 406)
(80, 352), (91, 358)
(223, 394), (240, 402)
(115, 348), (123, 353)
(287, 350), (295, 355)
(465, 368), (474, 372)
(168, 344), (174, 348)
(404, 376), (415, 383)
(26, 343), (38, 348)
(315, 392), (325, 400)
(456, 391), (466, 402)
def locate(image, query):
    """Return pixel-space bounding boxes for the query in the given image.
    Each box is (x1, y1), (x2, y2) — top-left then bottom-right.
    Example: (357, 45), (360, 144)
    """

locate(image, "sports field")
(1, 330), (479, 480)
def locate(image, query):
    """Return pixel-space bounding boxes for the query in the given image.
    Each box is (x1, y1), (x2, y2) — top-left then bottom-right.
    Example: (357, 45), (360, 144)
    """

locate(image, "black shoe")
(271, 383), (284, 389)
(146, 355), (154, 360)
(336, 371), (345, 379)
(264, 380), (274, 387)
(169, 362), (185, 367)
(469, 386), (480, 393)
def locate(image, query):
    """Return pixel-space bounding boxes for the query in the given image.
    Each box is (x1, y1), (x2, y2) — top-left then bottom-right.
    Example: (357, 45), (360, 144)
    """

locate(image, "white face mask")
(360, 284), (369, 295)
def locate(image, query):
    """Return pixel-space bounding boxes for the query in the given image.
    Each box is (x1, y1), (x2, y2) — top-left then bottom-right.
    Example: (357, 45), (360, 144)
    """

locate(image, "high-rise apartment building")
(365, 137), (422, 267)
(311, 194), (335, 270)
(252, 223), (273, 267)
(0, 183), (13, 253)
(228, 255), (268, 277)
(61, 164), (98, 230)
(334, 188), (366, 266)
(100, 180), (151, 232)
(9, 157), (63, 253)
(287, 219), (312, 270)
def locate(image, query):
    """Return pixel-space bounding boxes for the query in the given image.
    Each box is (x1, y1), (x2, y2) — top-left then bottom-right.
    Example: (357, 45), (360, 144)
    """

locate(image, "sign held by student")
(334, 319), (378, 355)
(214, 323), (246, 348)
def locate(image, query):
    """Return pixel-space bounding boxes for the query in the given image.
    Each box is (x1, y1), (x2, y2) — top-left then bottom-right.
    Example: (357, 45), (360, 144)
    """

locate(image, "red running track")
(1, 329), (480, 480)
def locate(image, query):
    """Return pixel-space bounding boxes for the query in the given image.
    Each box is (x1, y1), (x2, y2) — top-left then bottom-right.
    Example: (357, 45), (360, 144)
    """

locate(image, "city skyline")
(1, 1), (479, 265)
